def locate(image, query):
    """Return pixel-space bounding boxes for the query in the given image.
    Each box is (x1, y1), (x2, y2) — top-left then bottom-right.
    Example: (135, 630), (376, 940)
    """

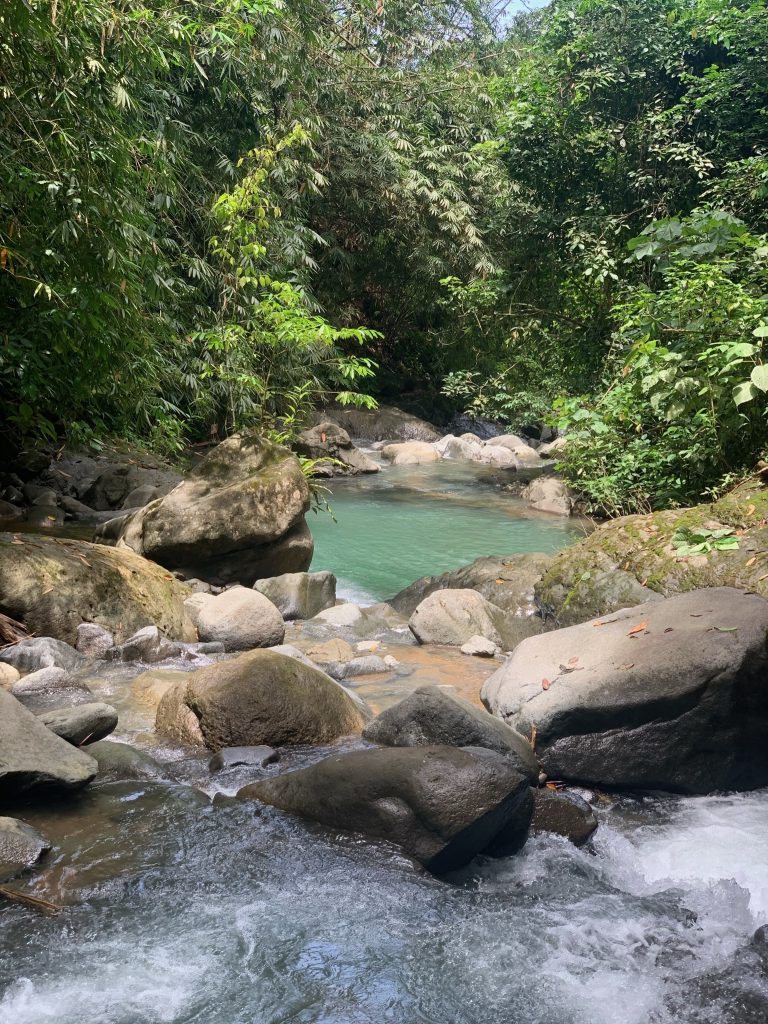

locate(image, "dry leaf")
(495, 578), (504, 584)
(627, 622), (648, 637)
(747, 504), (756, 516)
(568, 656), (579, 665)
(619, 663), (635, 670)
(529, 726), (537, 750)
(593, 617), (619, 627)
(41, 587), (53, 595)
(542, 678), (551, 690)
(747, 556), (757, 567)
(664, 627), (674, 633)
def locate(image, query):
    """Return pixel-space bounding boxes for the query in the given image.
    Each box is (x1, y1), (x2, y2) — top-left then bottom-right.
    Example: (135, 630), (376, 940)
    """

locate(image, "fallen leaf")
(627, 622), (648, 637)
(77, 555), (92, 567)
(495, 578), (504, 584)
(41, 586), (53, 595)
(690, 613), (703, 618)
(619, 663), (635, 670)
(708, 625), (738, 633)
(529, 726), (537, 751)
(759, 573), (768, 582)
(747, 504), (756, 516)
(593, 618), (619, 627)
(747, 556), (757, 567)
(542, 678), (551, 690)
(664, 627), (674, 633)
(568, 656), (579, 665)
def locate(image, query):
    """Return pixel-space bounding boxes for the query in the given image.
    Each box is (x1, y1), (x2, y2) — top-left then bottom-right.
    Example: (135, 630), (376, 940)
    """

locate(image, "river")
(0, 459), (766, 1024)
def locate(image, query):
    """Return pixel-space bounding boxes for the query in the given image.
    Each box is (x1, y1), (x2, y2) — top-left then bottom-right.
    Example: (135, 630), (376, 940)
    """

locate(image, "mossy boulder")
(0, 533), (195, 644)
(536, 477), (768, 626)
(97, 434), (313, 586)
(155, 649), (369, 750)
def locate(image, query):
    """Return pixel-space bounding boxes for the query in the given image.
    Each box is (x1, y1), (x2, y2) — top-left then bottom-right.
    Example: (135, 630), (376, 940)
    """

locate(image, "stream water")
(1, 459), (766, 1024)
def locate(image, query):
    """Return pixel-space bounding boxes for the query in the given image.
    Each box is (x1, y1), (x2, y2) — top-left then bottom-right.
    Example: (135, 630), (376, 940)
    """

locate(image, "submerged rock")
(196, 587), (285, 652)
(97, 435), (313, 586)
(37, 702), (118, 745)
(254, 571), (337, 620)
(0, 817), (51, 882)
(363, 686), (539, 783)
(482, 588), (768, 794)
(156, 649), (368, 750)
(240, 745), (534, 874)
(0, 689), (98, 798)
(0, 533), (195, 645)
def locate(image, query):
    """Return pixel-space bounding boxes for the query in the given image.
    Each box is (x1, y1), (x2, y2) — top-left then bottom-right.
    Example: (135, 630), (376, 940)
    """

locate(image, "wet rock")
(97, 435), (313, 586)
(363, 686), (539, 782)
(434, 435), (483, 460)
(381, 442), (440, 466)
(84, 463), (180, 511)
(106, 624), (183, 663)
(254, 571), (337, 620)
(196, 587), (285, 652)
(122, 484), (161, 508)
(11, 666), (72, 694)
(482, 587), (768, 794)
(522, 476), (573, 516)
(409, 589), (507, 647)
(0, 689), (98, 797)
(0, 499), (22, 519)
(87, 740), (172, 783)
(0, 637), (86, 673)
(306, 638), (355, 663)
(75, 622), (115, 658)
(530, 788), (598, 846)
(0, 817), (51, 882)
(209, 745), (279, 772)
(296, 422), (380, 476)
(156, 649), (368, 749)
(0, 533), (195, 645)
(59, 495), (103, 522)
(461, 635), (498, 657)
(323, 655), (390, 680)
(37, 703), (118, 745)
(241, 745), (534, 874)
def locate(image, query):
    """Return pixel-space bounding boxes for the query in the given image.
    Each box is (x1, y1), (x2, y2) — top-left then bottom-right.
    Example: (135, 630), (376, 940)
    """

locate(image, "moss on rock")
(536, 476), (768, 626)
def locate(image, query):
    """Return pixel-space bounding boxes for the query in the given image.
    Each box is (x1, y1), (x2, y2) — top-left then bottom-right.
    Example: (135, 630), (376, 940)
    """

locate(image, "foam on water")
(1, 787), (766, 1024)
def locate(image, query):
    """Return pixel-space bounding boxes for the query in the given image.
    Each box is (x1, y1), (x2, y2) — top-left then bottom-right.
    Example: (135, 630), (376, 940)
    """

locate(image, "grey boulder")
(0, 689), (98, 797)
(196, 587), (285, 651)
(481, 587), (768, 794)
(408, 589), (508, 647)
(75, 622), (115, 658)
(240, 745), (534, 873)
(362, 686), (539, 782)
(106, 624), (182, 663)
(296, 422), (380, 476)
(37, 702), (118, 745)
(0, 817), (51, 882)
(0, 636), (86, 673)
(254, 571), (337, 620)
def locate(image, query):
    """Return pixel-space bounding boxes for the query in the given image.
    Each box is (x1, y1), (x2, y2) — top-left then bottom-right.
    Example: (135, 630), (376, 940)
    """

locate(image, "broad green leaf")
(733, 382), (759, 406)
(751, 365), (768, 392)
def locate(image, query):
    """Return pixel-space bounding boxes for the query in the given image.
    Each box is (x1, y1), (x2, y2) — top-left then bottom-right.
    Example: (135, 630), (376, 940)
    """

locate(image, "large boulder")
(240, 745), (534, 873)
(313, 405), (440, 443)
(296, 422), (380, 476)
(363, 686), (539, 782)
(0, 689), (98, 797)
(481, 588), (768, 794)
(530, 789), (598, 847)
(433, 434), (484, 461)
(196, 587), (285, 651)
(408, 589), (508, 648)
(254, 571), (336, 620)
(381, 442), (440, 466)
(390, 552), (552, 622)
(155, 649), (368, 750)
(96, 435), (313, 586)
(0, 533), (195, 645)
(536, 476), (768, 627)
(84, 463), (180, 511)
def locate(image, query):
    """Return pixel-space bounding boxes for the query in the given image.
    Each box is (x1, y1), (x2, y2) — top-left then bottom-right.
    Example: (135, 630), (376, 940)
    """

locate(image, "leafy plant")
(671, 526), (739, 557)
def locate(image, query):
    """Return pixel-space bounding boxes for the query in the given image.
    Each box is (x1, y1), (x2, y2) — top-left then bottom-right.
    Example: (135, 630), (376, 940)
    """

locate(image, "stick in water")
(0, 885), (62, 914)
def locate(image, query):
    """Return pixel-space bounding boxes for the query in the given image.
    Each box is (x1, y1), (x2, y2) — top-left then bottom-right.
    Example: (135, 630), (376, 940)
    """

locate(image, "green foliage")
(555, 213), (768, 515)
(671, 525), (739, 556)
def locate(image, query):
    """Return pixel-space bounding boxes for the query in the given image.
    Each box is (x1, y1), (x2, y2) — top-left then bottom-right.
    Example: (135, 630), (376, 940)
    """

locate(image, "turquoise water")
(309, 460), (587, 601)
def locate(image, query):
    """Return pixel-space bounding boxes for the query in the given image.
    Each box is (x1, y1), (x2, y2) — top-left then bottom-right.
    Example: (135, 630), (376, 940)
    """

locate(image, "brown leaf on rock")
(627, 622), (648, 637)
(542, 678), (551, 690)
